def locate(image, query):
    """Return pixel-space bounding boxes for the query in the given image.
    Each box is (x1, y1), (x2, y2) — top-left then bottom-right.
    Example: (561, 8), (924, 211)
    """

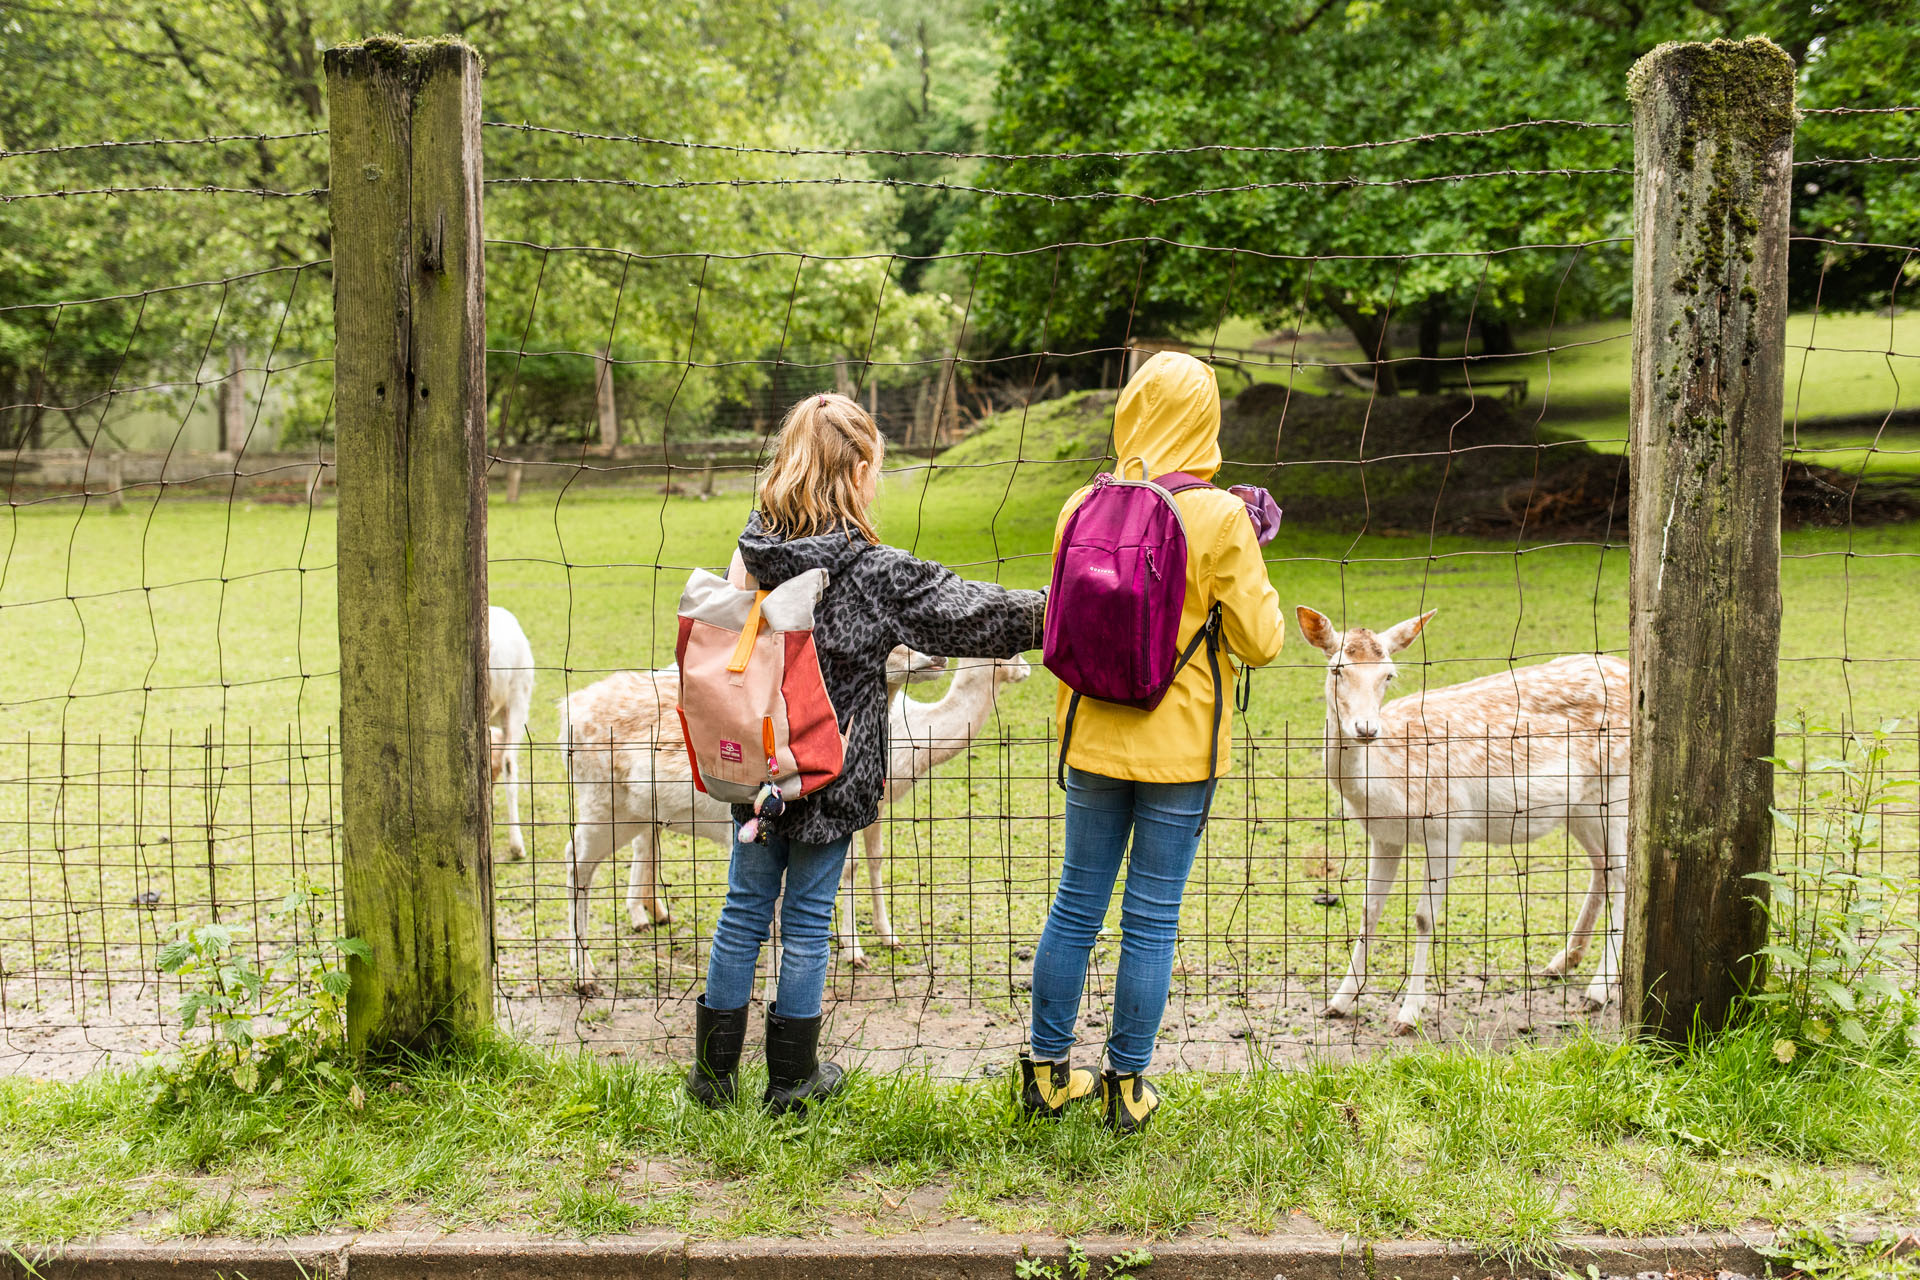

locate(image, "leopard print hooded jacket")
(732, 512), (1046, 846)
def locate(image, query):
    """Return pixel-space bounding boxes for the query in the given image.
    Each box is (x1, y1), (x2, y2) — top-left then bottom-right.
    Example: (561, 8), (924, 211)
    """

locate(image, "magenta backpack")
(1043, 462), (1228, 787)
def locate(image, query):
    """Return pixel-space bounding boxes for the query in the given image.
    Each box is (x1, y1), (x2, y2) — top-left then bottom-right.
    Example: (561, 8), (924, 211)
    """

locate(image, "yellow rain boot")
(1099, 1068), (1160, 1134)
(1016, 1051), (1097, 1120)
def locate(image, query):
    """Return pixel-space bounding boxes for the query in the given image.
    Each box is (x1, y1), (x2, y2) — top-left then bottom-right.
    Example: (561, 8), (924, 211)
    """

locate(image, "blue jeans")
(1029, 768), (1212, 1073)
(704, 828), (850, 1019)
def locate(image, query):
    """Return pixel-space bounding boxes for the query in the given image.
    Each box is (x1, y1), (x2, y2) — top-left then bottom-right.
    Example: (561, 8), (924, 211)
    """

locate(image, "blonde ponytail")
(757, 392), (885, 543)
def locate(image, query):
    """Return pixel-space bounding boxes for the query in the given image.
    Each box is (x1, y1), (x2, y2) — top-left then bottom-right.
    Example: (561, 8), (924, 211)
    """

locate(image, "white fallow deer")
(1296, 606), (1629, 1034)
(487, 605), (536, 861)
(839, 653), (1032, 967)
(557, 645), (947, 984)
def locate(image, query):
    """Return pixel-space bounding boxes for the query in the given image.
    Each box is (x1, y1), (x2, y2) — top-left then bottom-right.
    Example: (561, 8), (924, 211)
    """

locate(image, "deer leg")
(1585, 819), (1628, 1010)
(1545, 819), (1609, 978)
(564, 817), (617, 986)
(838, 830), (869, 969)
(624, 824), (673, 930)
(1327, 838), (1402, 1018)
(867, 817), (898, 949)
(1392, 837), (1458, 1036)
(502, 740), (527, 861)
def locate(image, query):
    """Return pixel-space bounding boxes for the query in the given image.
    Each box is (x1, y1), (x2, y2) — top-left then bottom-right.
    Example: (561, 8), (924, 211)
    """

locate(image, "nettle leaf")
(157, 939), (195, 972)
(319, 971), (352, 998)
(1812, 979), (1857, 1012)
(1837, 1017), (1869, 1047)
(336, 938), (373, 963)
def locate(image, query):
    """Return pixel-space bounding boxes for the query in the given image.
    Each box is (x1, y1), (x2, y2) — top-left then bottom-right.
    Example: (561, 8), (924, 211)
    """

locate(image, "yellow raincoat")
(1051, 351), (1284, 782)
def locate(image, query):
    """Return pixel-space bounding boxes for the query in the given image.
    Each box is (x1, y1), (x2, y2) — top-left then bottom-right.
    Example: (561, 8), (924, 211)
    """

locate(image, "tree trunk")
(1478, 319), (1515, 357)
(595, 345), (619, 447)
(1322, 292), (1399, 396)
(1416, 303), (1443, 396)
(221, 344), (248, 452)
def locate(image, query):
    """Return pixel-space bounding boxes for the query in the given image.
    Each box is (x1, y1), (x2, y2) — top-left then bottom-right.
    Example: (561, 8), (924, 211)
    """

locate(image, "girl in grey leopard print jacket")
(687, 391), (1045, 1117)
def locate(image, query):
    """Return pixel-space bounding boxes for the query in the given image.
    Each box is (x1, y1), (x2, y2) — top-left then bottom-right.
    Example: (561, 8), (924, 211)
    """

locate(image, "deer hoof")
(1323, 1002), (1349, 1020)
(508, 845), (526, 863)
(1388, 1018), (1418, 1038)
(572, 979), (604, 999)
(1581, 994), (1607, 1013)
(880, 933), (903, 950)
(844, 949), (870, 970)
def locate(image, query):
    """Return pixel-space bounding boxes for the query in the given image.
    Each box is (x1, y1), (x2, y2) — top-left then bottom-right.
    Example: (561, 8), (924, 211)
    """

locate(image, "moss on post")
(327, 36), (493, 1056)
(1624, 38), (1794, 1042)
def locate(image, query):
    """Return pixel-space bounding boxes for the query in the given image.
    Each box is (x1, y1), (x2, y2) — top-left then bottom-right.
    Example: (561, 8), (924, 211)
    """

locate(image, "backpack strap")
(1056, 604), (1225, 792)
(726, 550), (757, 591)
(1154, 471), (1212, 494)
(1057, 690), (1084, 790)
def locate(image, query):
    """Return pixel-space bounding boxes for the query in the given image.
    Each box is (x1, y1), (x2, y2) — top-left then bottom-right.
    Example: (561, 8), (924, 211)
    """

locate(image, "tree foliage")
(958, 0), (1920, 384)
(0, 0), (959, 447)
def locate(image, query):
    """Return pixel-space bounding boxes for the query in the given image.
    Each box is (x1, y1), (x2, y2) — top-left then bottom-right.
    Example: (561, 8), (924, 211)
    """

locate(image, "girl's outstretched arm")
(867, 546), (1045, 659)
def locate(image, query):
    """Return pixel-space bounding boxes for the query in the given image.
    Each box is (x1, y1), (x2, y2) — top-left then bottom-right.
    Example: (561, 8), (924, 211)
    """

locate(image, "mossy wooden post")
(1624, 38), (1794, 1042)
(327, 36), (493, 1054)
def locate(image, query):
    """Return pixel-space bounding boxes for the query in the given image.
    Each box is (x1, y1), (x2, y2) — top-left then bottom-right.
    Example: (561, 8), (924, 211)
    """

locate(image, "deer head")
(1295, 606), (1435, 742)
(885, 645), (948, 690)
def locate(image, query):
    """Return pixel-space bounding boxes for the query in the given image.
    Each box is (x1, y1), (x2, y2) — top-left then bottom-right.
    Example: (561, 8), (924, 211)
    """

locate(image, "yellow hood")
(1113, 350), (1222, 481)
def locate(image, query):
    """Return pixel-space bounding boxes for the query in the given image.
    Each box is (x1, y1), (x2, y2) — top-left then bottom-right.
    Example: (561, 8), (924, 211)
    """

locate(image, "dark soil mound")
(1214, 385), (1918, 537)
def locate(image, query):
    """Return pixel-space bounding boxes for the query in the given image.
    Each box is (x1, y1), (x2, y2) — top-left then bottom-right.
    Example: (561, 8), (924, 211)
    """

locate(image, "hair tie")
(817, 394), (829, 407)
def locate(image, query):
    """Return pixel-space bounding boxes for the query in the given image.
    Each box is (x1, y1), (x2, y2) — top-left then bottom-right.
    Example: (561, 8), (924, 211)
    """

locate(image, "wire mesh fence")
(2, 61), (1918, 1076)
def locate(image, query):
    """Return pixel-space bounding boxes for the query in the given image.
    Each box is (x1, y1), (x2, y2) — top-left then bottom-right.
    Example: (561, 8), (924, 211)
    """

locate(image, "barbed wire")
(1800, 106), (1920, 115)
(0, 131), (327, 162)
(1793, 155), (1920, 167)
(484, 166), (1631, 203)
(480, 117), (1633, 160)
(0, 183), (327, 204)
(483, 234), (1633, 265)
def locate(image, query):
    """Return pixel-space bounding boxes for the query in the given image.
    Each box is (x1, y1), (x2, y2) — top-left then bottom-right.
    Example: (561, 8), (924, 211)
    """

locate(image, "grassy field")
(2, 346), (1917, 1072)
(0, 1026), (1916, 1247)
(1197, 311), (1920, 479)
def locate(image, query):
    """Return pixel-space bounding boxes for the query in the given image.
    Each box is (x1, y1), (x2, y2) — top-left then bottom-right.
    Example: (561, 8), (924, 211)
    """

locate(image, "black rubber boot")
(684, 994), (749, 1109)
(1016, 1051), (1097, 1120)
(1099, 1068), (1161, 1134)
(762, 1005), (844, 1116)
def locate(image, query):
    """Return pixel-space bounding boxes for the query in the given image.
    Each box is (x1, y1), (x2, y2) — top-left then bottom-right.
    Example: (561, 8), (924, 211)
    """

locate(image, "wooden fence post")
(1624, 38), (1795, 1041)
(327, 35), (493, 1054)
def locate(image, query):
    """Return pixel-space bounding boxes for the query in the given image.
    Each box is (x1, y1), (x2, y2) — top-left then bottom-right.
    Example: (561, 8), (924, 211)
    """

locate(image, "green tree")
(0, 0), (959, 448)
(957, 0), (1920, 391)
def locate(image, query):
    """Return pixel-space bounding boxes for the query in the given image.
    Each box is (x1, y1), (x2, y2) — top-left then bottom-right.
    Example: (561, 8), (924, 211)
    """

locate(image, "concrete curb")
(8, 1227), (1884, 1280)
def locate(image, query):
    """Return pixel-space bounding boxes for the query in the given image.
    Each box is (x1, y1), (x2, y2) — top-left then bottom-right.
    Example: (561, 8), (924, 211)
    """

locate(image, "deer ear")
(1380, 609), (1436, 655)
(1295, 606), (1338, 655)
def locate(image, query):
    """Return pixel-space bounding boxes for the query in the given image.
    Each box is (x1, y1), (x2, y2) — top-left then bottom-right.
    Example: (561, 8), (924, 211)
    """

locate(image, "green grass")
(1490, 313), (1920, 481)
(2, 389), (1917, 1047)
(1188, 313), (1920, 478)
(0, 1027), (1914, 1248)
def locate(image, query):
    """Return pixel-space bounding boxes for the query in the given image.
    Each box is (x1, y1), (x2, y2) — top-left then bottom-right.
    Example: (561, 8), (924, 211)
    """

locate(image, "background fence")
(2, 36), (1917, 1077)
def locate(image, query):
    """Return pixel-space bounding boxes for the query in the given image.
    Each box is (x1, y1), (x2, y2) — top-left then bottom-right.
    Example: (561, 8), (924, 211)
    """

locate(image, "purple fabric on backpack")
(1043, 467), (1212, 712)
